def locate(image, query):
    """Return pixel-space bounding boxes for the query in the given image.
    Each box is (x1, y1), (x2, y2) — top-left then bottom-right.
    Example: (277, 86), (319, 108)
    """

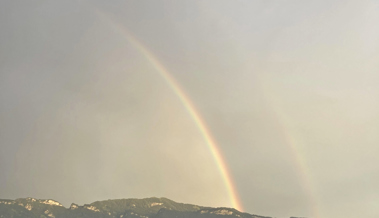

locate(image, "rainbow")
(191, 5), (322, 216)
(92, 9), (244, 212)
(259, 78), (320, 218)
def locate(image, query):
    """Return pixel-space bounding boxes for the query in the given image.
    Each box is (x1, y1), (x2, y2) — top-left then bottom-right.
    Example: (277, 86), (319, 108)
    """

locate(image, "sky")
(0, 0), (379, 218)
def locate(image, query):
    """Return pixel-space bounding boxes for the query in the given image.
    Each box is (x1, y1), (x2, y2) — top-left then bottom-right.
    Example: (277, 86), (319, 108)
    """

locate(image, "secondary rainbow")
(259, 78), (321, 218)
(192, 4), (322, 216)
(93, 9), (244, 212)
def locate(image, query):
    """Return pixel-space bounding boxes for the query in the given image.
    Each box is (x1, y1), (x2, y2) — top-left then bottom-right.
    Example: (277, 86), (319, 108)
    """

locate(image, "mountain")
(0, 197), (270, 218)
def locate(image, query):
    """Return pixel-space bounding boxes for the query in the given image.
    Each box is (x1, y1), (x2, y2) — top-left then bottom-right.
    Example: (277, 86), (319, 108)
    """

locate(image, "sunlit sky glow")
(1, 1), (378, 218)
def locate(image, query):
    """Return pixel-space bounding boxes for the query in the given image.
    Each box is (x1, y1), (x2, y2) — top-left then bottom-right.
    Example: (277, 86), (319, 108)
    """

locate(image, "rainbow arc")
(93, 9), (244, 212)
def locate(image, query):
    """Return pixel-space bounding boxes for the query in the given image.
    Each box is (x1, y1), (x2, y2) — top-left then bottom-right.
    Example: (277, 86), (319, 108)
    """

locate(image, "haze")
(1, 1), (378, 218)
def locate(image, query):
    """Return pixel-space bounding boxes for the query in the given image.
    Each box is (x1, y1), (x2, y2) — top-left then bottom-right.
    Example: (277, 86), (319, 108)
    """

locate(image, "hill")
(0, 197), (270, 218)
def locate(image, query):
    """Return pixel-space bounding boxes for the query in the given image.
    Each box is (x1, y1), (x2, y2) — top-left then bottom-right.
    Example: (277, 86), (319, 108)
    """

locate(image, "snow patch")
(25, 204), (32, 211)
(201, 209), (234, 216)
(26, 198), (36, 202)
(70, 204), (79, 210)
(84, 205), (100, 212)
(212, 209), (234, 215)
(40, 200), (63, 207)
(0, 201), (14, 205)
(44, 210), (55, 218)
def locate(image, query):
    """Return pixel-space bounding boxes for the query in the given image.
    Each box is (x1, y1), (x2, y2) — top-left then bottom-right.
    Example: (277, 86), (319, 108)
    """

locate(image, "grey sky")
(1, 1), (378, 218)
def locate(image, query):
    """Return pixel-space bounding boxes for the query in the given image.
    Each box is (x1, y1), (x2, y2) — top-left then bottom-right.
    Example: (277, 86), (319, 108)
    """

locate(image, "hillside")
(0, 197), (270, 218)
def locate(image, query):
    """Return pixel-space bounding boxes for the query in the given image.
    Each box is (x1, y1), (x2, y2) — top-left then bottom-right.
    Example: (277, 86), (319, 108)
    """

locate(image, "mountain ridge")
(0, 197), (279, 218)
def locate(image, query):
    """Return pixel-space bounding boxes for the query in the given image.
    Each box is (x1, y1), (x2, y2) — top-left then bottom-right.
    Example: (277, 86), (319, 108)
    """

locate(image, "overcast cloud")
(1, 1), (379, 218)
